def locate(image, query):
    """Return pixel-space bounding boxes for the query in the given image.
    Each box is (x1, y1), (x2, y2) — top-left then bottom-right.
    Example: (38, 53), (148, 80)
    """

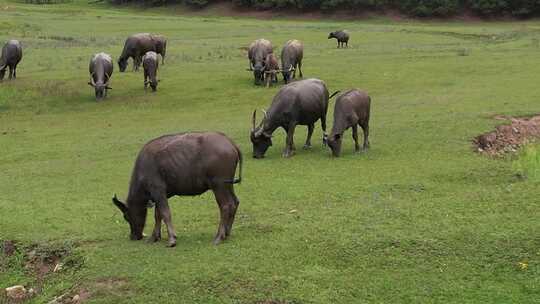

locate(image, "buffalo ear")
(87, 82), (94, 87)
(112, 194), (128, 214)
(106, 86), (112, 90)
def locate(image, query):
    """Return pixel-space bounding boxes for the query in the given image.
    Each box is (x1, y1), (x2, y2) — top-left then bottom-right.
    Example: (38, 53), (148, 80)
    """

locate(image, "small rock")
(72, 294), (80, 303)
(5, 285), (27, 300)
(289, 209), (297, 213)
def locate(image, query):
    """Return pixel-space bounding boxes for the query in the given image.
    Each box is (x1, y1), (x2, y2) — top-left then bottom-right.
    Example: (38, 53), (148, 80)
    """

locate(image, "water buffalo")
(0, 40), (22, 81)
(118, 33), (167, 72)
(88, 52), (113, 101)
(327, 89), (371, 157)
(328, 30), (349, 48)
(280, 39), (303, 84)
(112, 132), (243, 247)
(142, 51), (159, 92)
(247, 39), (273, 85)
(250, 78), (339, 158)
(264, 53), (279, 88)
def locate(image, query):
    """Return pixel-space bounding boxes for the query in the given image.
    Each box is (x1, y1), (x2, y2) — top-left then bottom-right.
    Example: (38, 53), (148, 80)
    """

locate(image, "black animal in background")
(280, 39), (303, 84)
(88, 52), (113, 101)
(328, 30), (349, 48)
(112, 132), (243, 247)
(327, 89), (371, 157)
(118, 33), (167, 72)
(247, 39), (273, 85)
(143, 51), (159, 92)
(250, 78), (339, 158)
(0, 40), (22, 81)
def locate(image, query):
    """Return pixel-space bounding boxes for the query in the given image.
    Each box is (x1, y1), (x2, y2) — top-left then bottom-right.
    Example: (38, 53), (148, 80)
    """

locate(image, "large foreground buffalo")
(247, 39), (273, 85)
(118, 33), (167, 72)
(112, 132), (243, 247)
(0, 40), (22, 81)
(328, 30), (349, 48)
(327, 89), (371, 157)
(250, 78), (339, 158)
(88, 52), (113, 100)
(281, 39), (303, 84)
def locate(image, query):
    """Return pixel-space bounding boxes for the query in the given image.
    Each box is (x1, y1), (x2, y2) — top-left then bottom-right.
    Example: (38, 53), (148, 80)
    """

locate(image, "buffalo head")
(250, 110), (272, 158)
(112, 195), (147, 241)
(281, 64), (295, 84)
(88, 77), (111, 100)
(118, 58), (128, 72)
(327, 133), (342, 157)
(252, 62), (266, 85)
(328, 32), (336, 39)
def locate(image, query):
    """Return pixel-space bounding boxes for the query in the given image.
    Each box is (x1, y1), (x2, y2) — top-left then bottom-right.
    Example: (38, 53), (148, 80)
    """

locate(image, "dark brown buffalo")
(264, 53), (279, 88)
(247, 39), (273, 85)
(280, 39), (303, 84)
(143, 51), (159, 92)
(118, 33), (167, 72)
(88, 52), (113, 100)
(328, 30), (349, 48)
(327, 89), (371, 157)
(0, 40), (22, 81)
(112, 132), (242, 247)
(250, 78), (339, 158)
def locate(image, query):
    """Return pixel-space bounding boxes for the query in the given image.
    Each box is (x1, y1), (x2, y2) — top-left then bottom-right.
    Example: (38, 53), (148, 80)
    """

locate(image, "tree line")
(105, 0), (540, 17)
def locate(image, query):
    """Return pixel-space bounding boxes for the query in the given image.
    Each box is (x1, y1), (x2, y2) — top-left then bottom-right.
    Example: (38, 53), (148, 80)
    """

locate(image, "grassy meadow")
(1, 1), (540, 303)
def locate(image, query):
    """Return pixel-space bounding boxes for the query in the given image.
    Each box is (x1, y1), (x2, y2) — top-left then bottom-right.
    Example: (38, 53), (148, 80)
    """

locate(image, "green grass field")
(1, 1), (539, 303)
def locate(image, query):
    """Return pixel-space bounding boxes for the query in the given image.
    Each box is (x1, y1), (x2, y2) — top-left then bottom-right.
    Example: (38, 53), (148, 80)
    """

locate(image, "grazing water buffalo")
(247, 39), (273, 85)
(250, 78), (339, 158)
(0, 40), (22, 81)
(264, 53), (279, 88)
(143, 51), (159, 92)
(328, 30), (349, 48)
(88, 52), (113, 100)
(112, 132), (243, 247)
(118, 33), (167, 72)
(327, 89), (371, 157)
(280, 39), (303, 84)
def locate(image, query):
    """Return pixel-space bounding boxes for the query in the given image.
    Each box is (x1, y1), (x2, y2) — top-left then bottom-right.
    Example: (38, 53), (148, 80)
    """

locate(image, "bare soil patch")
(474, 115), (540, 156)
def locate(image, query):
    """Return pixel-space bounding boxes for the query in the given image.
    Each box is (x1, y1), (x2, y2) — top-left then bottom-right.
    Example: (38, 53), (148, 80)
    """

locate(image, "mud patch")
(1, 239), (84, 302)
(474, 115), (540, 156)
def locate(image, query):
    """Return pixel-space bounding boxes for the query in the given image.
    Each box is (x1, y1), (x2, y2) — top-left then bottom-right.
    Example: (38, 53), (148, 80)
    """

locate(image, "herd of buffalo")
(1, 28), (370, 246)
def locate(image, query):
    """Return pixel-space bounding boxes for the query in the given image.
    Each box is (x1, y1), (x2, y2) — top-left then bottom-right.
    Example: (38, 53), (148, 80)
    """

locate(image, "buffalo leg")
(148, 207), (162, 243)
(8, 65), (13, 80)
(298, 61), (303, 78)
(156, 197), (177, 247)
(304, 124), (314, 149)
(12, 65), (17, 79)
(144, 71), (148, 90)
(352, 125), (360, 153)
(212, 187), (235, 245)
(321, 114), (328, 146)
(283, 123), (297, 158)
(361, 123), (370, 150)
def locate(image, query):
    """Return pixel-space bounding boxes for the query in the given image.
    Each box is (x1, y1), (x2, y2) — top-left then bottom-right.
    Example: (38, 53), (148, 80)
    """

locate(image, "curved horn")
(89, 73), (96, 87)
(289, 64), (295, 72)
(112, 194), (128, 214)
(252, 110), (257, 130)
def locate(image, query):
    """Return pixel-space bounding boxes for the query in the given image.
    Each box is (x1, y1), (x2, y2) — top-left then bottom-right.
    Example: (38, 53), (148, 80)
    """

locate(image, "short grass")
(1, 1), (539, 303)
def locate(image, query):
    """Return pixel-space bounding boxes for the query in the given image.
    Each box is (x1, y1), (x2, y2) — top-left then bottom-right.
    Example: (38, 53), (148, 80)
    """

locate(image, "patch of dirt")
(474, 115), (540, 156)
(1, 240), (85, 302)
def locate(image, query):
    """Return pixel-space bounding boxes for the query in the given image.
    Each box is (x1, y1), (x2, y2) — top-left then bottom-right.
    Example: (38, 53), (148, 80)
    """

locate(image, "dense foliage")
(106, 0), (540, 17)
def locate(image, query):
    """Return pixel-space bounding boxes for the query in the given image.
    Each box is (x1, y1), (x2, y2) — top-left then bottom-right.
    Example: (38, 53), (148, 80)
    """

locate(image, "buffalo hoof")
(167, 237), (177, 247)
(212, 236), (225, 245)
(148, 234), (161, 243)
(282, 151), (295, 158)
(303, 144), (311, 150)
